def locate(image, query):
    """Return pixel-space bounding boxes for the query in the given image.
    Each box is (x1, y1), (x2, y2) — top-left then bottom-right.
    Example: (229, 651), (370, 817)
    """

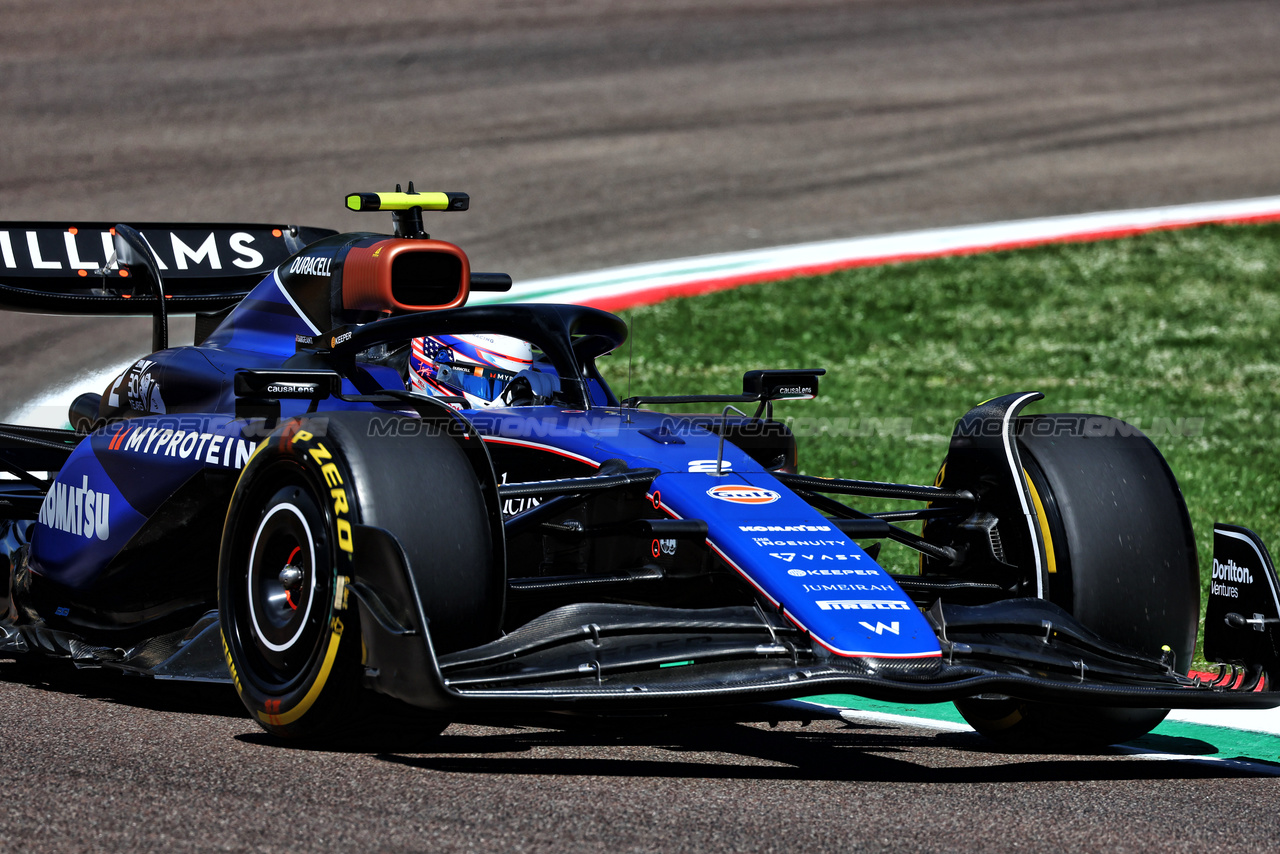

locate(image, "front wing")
(5, 523), (1279, 717)
(345, 524), (1280, 714)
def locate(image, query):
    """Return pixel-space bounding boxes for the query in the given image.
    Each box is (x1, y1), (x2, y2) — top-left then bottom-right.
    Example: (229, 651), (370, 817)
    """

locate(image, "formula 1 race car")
(1, 189), (1278, 749)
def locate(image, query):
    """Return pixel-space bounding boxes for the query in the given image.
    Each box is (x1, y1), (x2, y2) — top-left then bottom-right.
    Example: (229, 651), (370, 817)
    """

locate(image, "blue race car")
(1, 188), (1278, 749)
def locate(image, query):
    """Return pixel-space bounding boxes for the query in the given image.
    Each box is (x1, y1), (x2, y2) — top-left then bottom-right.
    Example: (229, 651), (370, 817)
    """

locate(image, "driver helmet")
(409, 333), (534, 408)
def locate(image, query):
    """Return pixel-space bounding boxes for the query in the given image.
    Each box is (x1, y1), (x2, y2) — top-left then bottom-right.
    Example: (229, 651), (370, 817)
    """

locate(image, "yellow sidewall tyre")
(219, 419), (367, 739)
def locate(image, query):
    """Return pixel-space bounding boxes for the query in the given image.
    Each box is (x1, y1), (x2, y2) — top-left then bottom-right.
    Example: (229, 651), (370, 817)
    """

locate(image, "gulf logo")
(706, 484), (781, 505)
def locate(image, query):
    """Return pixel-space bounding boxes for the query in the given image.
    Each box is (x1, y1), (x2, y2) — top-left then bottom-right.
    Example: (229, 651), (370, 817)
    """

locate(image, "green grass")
(598, 223), (1280, 662)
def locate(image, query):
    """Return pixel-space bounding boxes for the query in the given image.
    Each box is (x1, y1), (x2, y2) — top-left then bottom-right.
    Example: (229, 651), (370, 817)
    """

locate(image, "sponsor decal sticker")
(38, 475), (111, 540)
(787, 568), (880, 577)
(751, 537), (845, 547)
(287, 255), (333, 277)
(0, 228), (269, 274)
(707, 484), (780, 505)
(1211, 556), (1254, 599)
(105, 359), (165, 414)
(803, 582), (896, 593)
(503, 496), (541, 516)
(817, 599), (911, 611)
(653, 538), (677, 557)
(265, 382), (320, 395)
(113, 425), (255, 469)
(289, 430), (353, 554)
(1213, 557), (1253, 584)
(498, 472), (542, 518)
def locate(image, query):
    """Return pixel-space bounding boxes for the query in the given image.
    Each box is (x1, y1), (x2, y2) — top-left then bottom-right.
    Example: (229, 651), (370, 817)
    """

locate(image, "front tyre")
(221, 411), (502, 739)
(220, 426), (364, 739)
(953, 414), (1199, 749)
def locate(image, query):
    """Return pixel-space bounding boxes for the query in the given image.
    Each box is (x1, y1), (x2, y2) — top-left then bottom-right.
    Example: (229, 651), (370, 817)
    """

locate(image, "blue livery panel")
(202, 269), (322, 355)
(29, 415), (258, 587)
(648, 472), (940, 660)
(32, 445), (146, 588)
(466, 406), (939, 660)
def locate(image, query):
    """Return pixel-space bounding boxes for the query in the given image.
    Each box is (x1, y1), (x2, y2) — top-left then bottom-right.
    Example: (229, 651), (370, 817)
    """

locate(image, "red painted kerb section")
(585, 211), (1280, 313)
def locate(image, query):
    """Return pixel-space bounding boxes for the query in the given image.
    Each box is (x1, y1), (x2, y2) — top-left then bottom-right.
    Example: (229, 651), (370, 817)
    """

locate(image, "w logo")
(858, 621), (900, 635)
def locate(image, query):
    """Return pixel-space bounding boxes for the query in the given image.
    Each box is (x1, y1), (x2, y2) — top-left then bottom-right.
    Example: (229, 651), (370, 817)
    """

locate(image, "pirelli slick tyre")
(954, 414), (1199, 749)
(219, 411), (500, 739)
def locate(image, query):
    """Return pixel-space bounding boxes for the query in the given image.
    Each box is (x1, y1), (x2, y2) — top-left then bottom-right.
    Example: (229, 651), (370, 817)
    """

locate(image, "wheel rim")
(248, 499), (318, 657)
(234, 482), (331, 690)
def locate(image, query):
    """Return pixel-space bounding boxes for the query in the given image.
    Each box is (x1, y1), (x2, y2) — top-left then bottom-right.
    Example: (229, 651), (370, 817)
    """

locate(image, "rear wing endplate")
(0, 222), (336, 315)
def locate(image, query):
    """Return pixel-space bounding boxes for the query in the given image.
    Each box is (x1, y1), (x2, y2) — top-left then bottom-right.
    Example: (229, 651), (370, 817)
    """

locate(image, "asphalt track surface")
(3, 1), (1280, 850)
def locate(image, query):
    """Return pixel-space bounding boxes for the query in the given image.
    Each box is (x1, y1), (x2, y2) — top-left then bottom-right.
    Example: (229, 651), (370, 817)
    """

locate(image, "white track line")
(836, 708), (973, 733)
(473, 194), (1280, 310)
(1168, 707), (1280, 736)
(832, 707), (1280, 776)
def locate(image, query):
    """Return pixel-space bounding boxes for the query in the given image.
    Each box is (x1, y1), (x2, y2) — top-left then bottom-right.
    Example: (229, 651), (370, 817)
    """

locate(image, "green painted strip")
(802, 693), (968, 724)
(798, 696), (1280, 768)
(799, 694), (1280, 767)
(659, 659), (695, 668)
(1135, 720), (1280, 766)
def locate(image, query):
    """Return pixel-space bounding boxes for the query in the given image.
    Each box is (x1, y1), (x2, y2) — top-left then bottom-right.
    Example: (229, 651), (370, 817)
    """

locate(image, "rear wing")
(0, 222), (336, 315)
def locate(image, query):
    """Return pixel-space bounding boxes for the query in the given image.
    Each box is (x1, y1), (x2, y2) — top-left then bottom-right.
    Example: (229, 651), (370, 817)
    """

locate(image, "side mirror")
(742, 369), (824, 401)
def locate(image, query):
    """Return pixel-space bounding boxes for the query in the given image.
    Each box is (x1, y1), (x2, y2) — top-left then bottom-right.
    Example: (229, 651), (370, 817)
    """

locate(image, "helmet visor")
(434, 361), (517, 403)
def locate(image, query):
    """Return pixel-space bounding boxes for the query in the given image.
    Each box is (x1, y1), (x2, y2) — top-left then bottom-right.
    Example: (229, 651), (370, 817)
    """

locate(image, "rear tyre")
(953, 414), (1199, 749)
(219, 412), (501, 739)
